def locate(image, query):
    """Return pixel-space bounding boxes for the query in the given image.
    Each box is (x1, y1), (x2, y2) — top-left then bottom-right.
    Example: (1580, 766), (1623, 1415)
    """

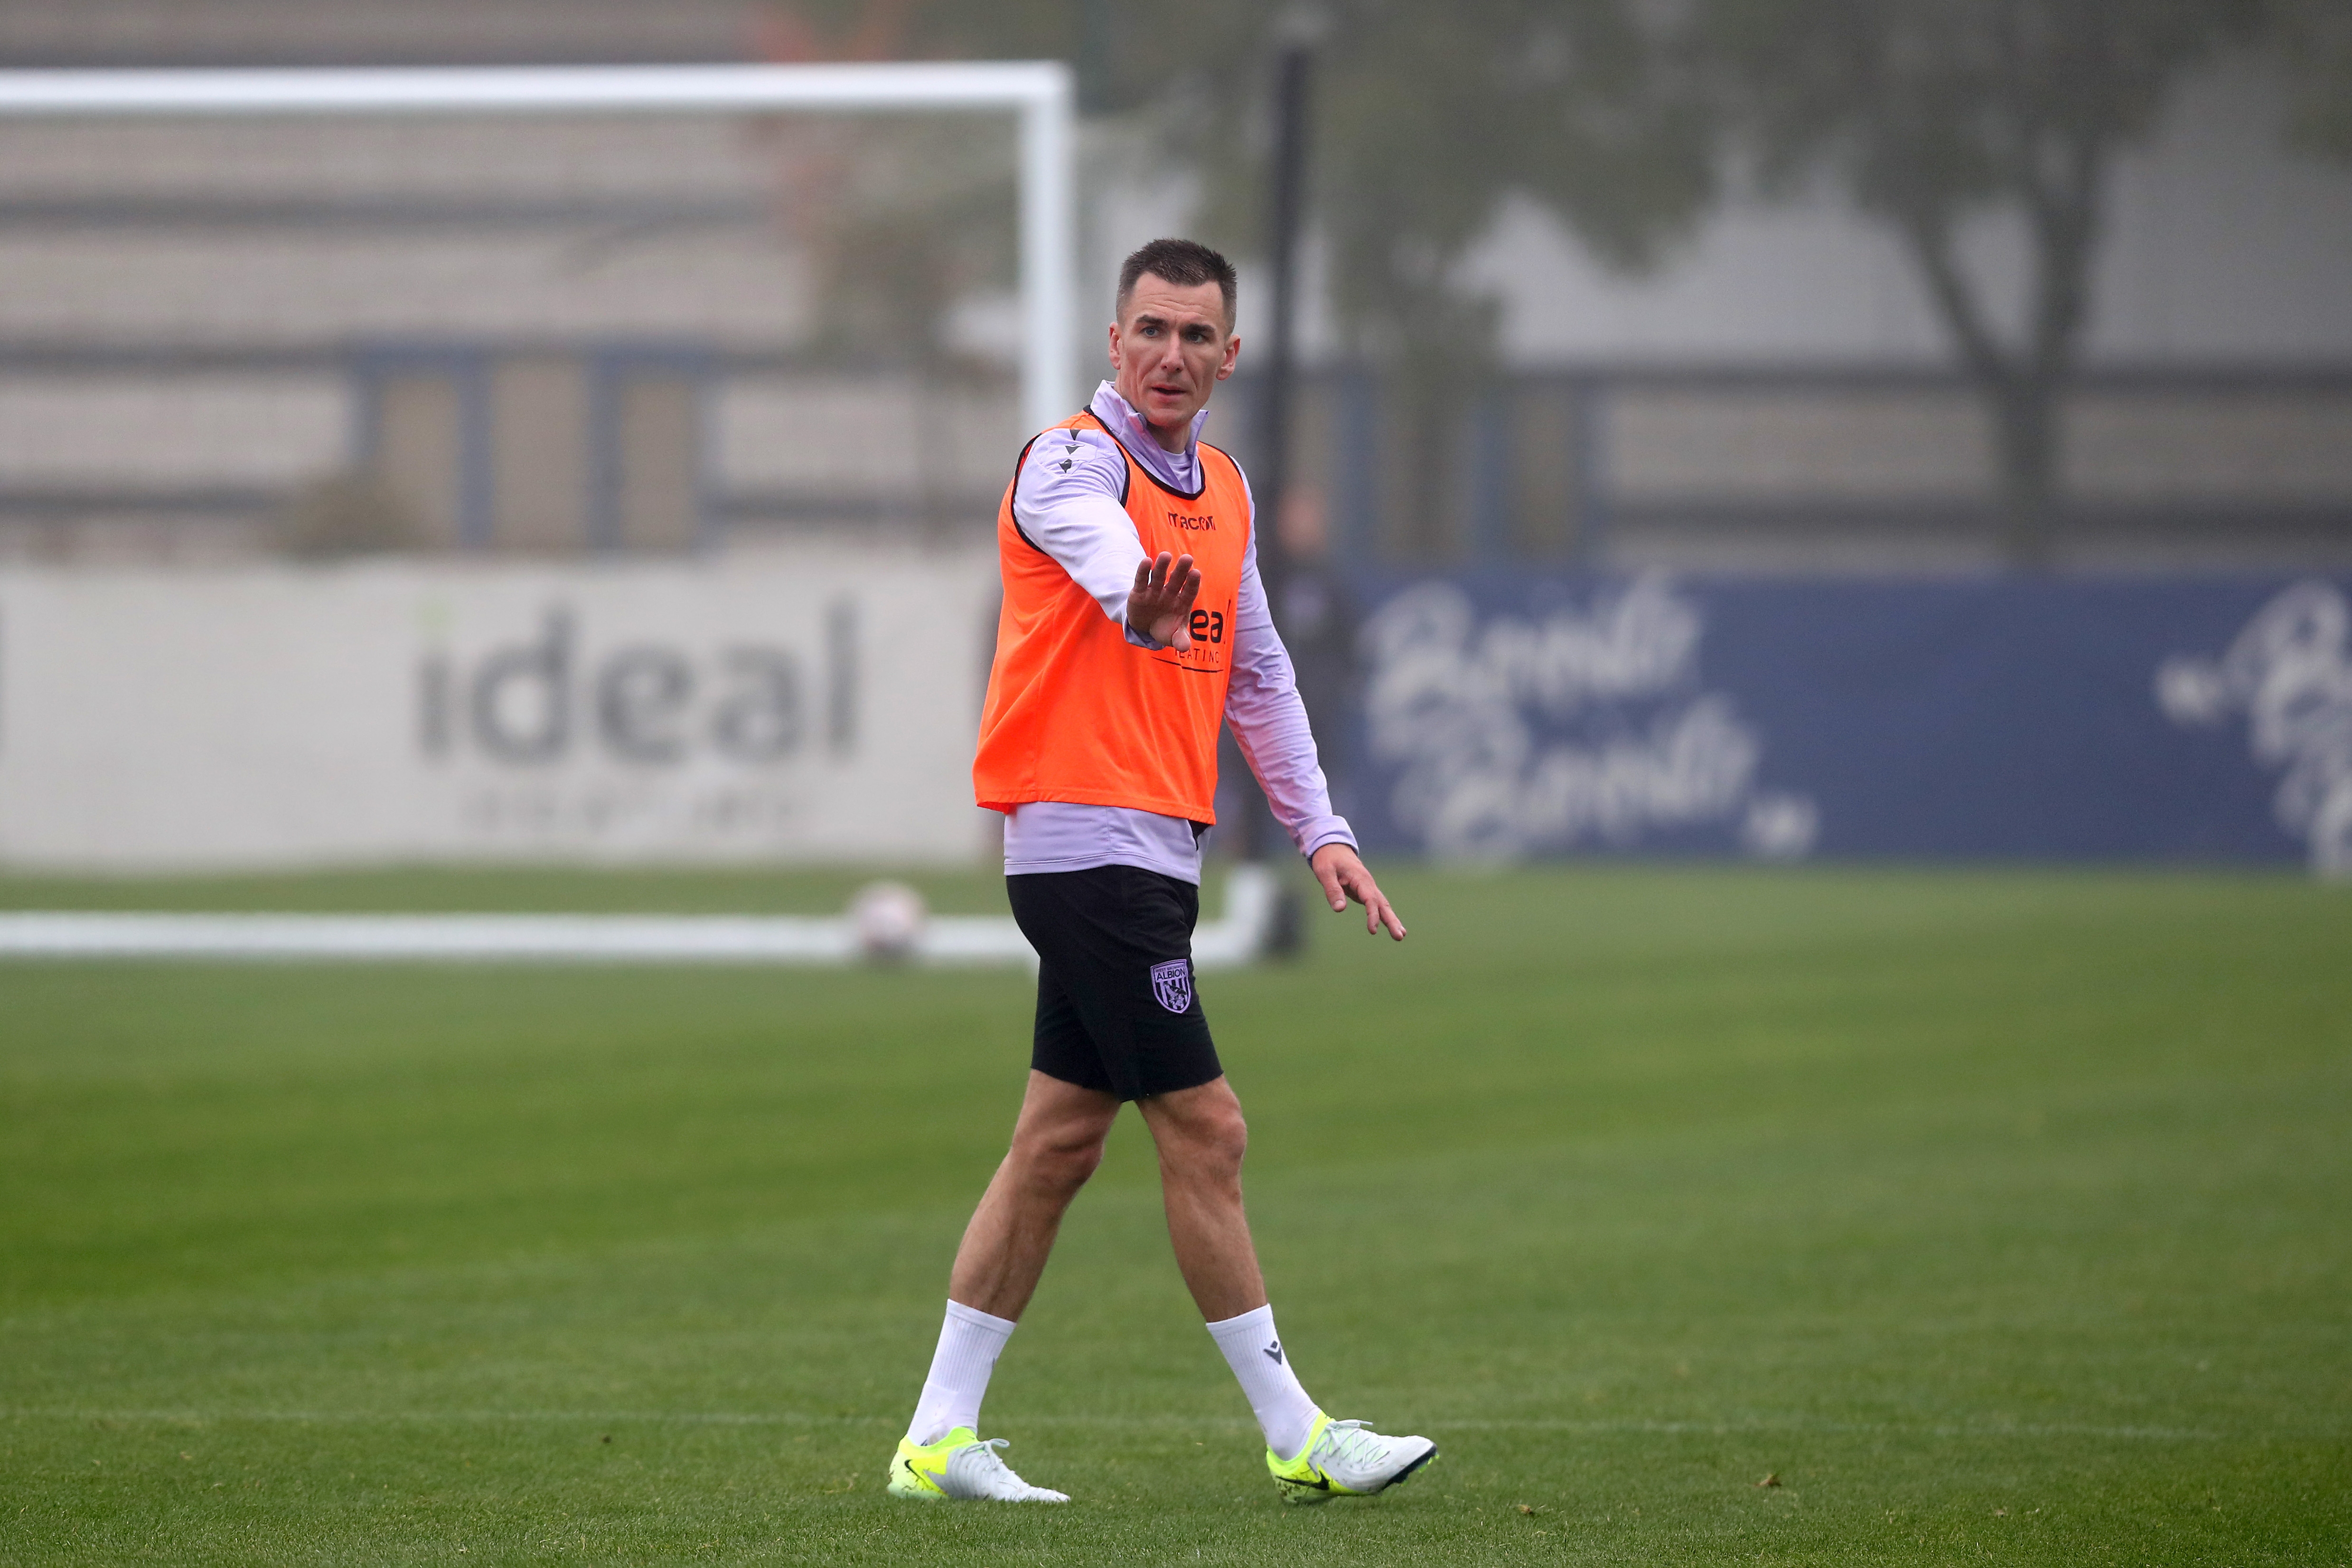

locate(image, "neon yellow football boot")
(1265, 1411), (1437, 1505)
(887, 1426), (1069, 1502)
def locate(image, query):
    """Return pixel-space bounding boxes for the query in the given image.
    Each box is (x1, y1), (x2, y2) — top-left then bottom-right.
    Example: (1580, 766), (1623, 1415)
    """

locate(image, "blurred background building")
(3, 0), (2347, 574)
(0, 0), (1025, 563)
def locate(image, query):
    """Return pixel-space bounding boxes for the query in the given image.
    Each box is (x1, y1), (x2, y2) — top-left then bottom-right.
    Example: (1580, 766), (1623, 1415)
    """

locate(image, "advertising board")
(1351, 573), (2352, 873)
(0, 550), (997, 868)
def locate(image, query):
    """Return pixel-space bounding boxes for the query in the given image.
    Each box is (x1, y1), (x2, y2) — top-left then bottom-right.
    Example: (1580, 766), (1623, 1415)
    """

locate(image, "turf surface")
(2, 864), (2347, 1565)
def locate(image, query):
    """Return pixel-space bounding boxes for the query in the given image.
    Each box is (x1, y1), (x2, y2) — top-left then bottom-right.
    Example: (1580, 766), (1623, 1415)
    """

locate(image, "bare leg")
(947, 1070), (1121, 1321)
(1135, 1076), (1268, 1322)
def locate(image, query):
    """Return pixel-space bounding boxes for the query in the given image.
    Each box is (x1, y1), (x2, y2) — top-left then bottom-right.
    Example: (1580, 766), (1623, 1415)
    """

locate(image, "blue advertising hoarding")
(1345, 573), (2352, 872)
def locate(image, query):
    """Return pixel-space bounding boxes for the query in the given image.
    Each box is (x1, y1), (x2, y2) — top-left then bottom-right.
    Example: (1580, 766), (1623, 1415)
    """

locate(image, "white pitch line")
(0, 911), (944, 965)
(0, 1408), (2288, 1443)
(0, 866), (1282, 967)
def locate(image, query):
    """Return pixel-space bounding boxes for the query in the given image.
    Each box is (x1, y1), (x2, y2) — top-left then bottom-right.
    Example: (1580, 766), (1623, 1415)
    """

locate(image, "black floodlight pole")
(1255, 38), (1312, 643)
(1237, 38), (1312, 867)
(1236, 36), (1313, 956)
(1260, 40), (1317, 611)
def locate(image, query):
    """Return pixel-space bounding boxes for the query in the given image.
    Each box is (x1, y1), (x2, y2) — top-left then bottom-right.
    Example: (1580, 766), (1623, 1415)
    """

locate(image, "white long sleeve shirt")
(999, 381), (1357, 883)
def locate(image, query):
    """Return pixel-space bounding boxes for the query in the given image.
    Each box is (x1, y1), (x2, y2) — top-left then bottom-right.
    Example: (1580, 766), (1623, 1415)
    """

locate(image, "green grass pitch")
(2, 864), (2348, 1565)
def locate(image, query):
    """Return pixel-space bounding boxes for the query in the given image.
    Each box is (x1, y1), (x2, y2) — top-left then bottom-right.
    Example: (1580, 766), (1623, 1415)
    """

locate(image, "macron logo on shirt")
(1167, 510), (1216, 532)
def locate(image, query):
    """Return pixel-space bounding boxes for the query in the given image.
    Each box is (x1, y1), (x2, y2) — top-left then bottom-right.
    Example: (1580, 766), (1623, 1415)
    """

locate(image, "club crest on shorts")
(1149, 958), (1193, 1014)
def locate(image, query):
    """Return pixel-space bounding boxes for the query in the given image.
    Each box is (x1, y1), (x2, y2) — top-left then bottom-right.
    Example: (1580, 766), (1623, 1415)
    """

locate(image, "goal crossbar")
(0, 62), (1078, 432)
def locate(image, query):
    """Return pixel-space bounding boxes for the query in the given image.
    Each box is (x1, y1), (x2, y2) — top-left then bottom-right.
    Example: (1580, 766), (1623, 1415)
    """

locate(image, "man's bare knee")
(1194, 1101), (1248, 1175)
(1010, 1121), (1109, 1200)
(1149, 1089), (1248, 1185)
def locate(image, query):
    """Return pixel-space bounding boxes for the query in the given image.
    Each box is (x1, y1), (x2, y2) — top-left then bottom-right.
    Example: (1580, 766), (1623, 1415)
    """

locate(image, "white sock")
(1207, 1304), (1321, 1461)
(905, 1299), (1017, 1445)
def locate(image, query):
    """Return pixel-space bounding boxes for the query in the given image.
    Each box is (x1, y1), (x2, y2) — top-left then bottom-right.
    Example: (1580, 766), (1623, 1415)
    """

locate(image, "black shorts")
(1006, 865), (1223, 1101)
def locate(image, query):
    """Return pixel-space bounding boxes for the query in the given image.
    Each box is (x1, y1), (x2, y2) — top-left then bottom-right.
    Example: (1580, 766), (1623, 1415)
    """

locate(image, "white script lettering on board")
(1360, 575), (1818, 861)
(2156, 580), (2352, 877)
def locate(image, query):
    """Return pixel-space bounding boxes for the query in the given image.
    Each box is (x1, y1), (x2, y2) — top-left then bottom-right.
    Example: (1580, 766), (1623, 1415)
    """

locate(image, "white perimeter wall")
(0, 548), (1000, 870)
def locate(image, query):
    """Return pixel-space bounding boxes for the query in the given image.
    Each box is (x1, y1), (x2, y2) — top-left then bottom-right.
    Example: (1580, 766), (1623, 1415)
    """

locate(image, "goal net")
(0, 69), (1077, 571)
(0, 66), (1072, 874)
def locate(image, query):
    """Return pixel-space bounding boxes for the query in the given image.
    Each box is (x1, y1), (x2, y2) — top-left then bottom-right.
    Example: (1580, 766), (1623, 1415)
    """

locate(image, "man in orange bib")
(886, 240), (1435, 1507)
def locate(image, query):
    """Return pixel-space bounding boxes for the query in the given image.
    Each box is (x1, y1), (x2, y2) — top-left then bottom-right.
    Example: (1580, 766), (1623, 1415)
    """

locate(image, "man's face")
(1108, 274), (1239, 439)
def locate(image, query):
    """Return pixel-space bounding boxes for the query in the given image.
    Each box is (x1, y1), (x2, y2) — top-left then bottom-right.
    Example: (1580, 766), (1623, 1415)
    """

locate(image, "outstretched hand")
(1128, 551), (1203, 650)
(1310, 844), (1407, 941)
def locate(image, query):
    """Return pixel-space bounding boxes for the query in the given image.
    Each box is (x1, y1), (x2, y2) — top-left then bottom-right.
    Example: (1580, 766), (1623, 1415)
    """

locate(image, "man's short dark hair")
(1116, 238), (1238, 327)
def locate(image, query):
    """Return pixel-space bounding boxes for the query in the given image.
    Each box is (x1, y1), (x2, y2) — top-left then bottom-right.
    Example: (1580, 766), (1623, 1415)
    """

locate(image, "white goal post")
(0, 61), (1305, 970)
(0, 61), (1079, 435)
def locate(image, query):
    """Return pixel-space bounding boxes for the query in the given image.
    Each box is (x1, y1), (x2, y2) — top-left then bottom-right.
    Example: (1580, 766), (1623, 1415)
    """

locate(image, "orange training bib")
(972, 411), (1252, 824)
